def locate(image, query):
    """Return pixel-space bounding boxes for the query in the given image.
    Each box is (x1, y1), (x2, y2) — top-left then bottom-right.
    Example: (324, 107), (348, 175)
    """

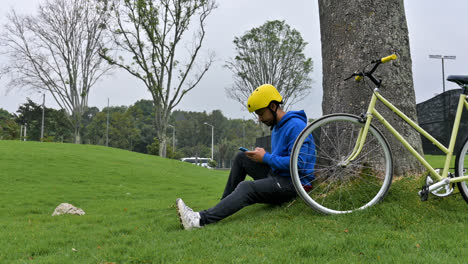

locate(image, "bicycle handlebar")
(344, 54), (398, 87)
(380, 54), (397, 64)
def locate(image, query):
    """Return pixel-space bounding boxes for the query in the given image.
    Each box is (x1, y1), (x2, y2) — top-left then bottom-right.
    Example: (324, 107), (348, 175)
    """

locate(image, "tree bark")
(318, 0), (424, 176)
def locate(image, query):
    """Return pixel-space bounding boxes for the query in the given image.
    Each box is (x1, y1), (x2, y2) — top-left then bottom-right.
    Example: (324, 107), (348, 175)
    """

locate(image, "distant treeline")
(0, 99), (266, 167)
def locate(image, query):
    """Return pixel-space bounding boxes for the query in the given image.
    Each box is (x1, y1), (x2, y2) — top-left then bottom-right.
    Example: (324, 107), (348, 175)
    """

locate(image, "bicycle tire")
(455, 137), (468, 203)
(290, 114), (393, 214)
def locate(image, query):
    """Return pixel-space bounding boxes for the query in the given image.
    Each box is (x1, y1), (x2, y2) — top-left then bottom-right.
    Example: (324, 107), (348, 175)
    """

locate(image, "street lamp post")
(429, 54), (456, 93)
(167, 124), (175, 151)
(40, 94), (45, 142)
(106, 98), (110, 147)
(204, 122), (214, 161)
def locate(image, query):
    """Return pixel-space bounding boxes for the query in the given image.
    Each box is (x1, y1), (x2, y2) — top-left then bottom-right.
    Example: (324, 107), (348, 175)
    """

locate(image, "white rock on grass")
(52, 203), (85, 216)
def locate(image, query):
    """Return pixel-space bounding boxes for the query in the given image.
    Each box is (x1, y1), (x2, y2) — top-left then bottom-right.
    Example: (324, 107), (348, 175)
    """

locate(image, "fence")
(417, 88), (468, 155)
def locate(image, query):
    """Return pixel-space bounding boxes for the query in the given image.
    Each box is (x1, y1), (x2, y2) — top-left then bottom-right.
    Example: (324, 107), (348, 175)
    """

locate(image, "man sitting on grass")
(176, 84), (315, 230)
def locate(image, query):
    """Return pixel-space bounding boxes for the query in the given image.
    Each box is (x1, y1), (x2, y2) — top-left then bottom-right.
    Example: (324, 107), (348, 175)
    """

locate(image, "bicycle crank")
(418, 176), (452, 201)
(426, 174), (454, 197)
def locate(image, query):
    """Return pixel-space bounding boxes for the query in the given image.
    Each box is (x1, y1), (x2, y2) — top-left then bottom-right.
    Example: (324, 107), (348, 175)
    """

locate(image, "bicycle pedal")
(419, 185), (429, 202)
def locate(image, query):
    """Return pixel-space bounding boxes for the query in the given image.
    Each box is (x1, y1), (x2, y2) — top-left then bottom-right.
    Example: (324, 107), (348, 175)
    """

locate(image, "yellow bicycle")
(290, 55), (468, 214)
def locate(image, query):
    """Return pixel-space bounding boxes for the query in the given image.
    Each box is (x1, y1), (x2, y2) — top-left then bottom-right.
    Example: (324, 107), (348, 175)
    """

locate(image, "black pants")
(199, 152), (297, 226)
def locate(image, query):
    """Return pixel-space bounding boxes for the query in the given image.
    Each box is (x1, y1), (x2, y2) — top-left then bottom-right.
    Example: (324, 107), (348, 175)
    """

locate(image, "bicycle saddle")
(447, 75), (468, 86)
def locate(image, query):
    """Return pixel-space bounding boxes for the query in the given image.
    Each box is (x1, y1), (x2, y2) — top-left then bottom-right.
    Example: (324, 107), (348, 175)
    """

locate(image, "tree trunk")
(318, 0), (424, 176)
(74, 124), (81, 144)
(159, 136), (167, 157)
(155, 108), (168, 158)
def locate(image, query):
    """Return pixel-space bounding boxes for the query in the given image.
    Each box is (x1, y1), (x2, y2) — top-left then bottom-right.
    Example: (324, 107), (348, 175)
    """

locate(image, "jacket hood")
(275, 110), (307, 129)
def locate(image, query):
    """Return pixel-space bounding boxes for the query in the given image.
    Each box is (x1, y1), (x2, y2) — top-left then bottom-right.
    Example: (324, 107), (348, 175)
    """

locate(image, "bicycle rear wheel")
(455, 137), (468, 203)
(290, 114), (393, 214)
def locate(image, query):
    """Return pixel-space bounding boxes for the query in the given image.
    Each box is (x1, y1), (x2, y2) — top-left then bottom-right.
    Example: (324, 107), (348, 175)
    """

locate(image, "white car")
(180, 157), (213, 168)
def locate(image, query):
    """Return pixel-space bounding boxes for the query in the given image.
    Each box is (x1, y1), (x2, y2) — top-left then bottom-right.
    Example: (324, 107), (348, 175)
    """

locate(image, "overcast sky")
(1, 0), (467, 120)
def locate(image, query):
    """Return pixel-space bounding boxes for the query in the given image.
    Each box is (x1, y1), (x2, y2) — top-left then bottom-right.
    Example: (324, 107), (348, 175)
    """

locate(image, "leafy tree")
(0, 119), (20, 140)
(132, 100), (154, 117)
(168, 109), (262, 164)
(128, 101), (155, 153)
(83, 101), (154, 153)
(85, 111), (107, 145)
(224, 119), (259, 148)
(225, 20), (313, 110)
(81, 106), (101, 144)
(172, 110), (222, 158)
(14, 98), (72, 142)
(134, 125), (156, 153)
(0, 0), (113, 143)
(217, 138), (234, 168)
(101, 0), (217, 157)
(85, 106), (139, 149)
(0, 108), (19, 140)
(318, 0), (424, 175)
(15, 99), (42, 141)
(82, 107), (101, 128)
(166, 144), (183, 160)
(109, 112), (140, 150)
(0, 108), (11, 121)
(173, 111), (208, 153)
(46, 109), (74, 142)
(147, 137), (160, 155)
(208, 159), (217, 168)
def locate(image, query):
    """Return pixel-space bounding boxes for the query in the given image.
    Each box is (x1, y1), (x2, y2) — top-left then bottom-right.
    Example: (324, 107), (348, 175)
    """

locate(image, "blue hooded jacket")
(262, 110), (315, 186)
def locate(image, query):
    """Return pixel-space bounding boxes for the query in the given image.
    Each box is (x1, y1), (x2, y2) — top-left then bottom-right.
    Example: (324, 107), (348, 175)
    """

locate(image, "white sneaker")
(176, 198), (202, 230)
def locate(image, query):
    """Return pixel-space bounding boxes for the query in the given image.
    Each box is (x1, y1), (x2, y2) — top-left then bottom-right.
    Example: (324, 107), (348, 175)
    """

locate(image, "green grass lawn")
(1, 141), (467, 263)
(424, 154), (455, 169)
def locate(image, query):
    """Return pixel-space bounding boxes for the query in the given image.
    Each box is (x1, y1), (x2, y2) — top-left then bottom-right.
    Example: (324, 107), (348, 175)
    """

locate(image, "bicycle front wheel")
(290, 114), (393, 214)
(455, 137), (468, 203)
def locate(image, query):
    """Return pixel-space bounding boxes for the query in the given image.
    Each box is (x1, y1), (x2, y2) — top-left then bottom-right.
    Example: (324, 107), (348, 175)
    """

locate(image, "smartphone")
(239, 147), (249, 152)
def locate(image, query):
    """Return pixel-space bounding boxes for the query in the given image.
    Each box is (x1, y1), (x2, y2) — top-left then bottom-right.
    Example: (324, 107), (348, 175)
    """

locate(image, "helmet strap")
(268, 102), (280, 130)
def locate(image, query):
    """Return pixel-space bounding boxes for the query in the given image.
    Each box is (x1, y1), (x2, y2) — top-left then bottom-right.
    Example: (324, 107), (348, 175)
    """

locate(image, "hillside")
(0, 141), (467, 263)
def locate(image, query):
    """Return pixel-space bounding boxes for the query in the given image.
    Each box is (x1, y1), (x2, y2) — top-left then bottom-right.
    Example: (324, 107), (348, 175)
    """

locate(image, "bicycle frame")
(346, 88), (468, 184)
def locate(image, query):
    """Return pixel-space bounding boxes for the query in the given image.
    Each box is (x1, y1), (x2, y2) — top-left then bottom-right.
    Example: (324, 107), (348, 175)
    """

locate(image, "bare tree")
(100, 0), (217, 157)
(225, 20), (313, 111)
(318, 0), (424, 176)
(0, 0), (113, 144)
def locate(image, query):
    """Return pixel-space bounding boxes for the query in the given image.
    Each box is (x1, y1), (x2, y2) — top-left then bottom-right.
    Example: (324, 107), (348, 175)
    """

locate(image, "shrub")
(147, 137), (159, 155)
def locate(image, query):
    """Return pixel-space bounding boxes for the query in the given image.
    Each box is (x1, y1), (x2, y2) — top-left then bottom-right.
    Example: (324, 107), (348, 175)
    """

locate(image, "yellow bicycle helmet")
(247, 84), (283, 113)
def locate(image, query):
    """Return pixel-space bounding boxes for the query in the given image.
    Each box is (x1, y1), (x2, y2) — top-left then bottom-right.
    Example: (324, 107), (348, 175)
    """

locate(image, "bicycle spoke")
(290, 115), (393, 214)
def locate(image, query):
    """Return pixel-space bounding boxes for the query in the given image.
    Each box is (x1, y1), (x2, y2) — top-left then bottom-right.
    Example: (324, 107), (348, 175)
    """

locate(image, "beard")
(262, 119), (274, 127)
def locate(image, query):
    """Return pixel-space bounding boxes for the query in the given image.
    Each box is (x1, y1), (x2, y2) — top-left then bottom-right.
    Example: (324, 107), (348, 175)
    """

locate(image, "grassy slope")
(0, 141), (467, 263)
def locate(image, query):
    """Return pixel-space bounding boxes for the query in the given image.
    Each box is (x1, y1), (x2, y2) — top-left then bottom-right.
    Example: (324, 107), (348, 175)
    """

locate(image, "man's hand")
(245, 147), (266, 163)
